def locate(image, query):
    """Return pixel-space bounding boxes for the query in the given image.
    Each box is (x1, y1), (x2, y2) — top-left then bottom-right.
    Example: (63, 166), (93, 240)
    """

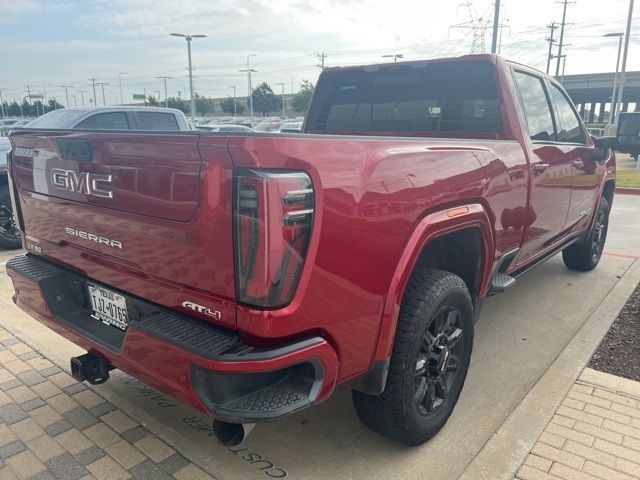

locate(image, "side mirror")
(594, 136), (617, 150)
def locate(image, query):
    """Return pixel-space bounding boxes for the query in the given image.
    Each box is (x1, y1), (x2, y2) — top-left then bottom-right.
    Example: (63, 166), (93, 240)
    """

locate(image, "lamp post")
(287, 73), (294, 96)
(170, 33), (207, 121)
(77, 90), (87, 107)
(277, 83), (285, 117)
(382, 54), (404, 62)
(60, 85), (73, 108)
(118, 73), (127, 105)
(604, 33), (624, 127)
(240, 54), (257, 119)
(228, 85), (237, 117)
(614, 0), (635, 146)
(157, 76), (173, 108)
(0, 88), (6, 118)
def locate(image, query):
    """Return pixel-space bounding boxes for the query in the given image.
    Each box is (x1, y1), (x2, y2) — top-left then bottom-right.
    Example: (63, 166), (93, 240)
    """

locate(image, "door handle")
(533, 163), (549, 174)
(573, 160), (584, 168)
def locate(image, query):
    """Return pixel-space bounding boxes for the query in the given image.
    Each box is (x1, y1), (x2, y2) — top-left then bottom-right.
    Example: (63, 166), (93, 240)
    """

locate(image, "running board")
(487, 273), (516, 296)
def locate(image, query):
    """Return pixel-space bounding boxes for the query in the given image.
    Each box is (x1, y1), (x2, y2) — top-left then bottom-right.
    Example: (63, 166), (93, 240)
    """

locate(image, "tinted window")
(306, 60), (503, 137)
(549, 83), (585, 143)
(137, 112), (179, 131)
(75, 112), (130, 130)
(24, 110), (83, 128)
(513, 71), (555, 141)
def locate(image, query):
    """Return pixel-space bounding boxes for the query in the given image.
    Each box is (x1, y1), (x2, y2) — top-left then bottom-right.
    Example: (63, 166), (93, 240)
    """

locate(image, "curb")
(458, 257), (640, 480)
(616, 187), (640, 195)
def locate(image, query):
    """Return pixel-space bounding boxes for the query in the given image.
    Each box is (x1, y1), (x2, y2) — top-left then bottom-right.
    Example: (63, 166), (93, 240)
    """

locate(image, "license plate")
(87, 284), (129, 331)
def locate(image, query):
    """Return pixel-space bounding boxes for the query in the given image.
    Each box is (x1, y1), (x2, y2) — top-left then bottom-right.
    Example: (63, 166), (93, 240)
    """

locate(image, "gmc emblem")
(51, 169), (113, 198)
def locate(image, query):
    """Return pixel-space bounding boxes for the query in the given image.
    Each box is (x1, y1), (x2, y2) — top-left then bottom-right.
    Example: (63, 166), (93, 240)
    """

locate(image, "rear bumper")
(6, 254), (338, 423)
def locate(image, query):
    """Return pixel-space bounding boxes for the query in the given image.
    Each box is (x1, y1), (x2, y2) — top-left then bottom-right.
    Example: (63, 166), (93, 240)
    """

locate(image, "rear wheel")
(352, 267), (474, 446)
(562, 197), (610, 271)
(0, 184), (21, 250)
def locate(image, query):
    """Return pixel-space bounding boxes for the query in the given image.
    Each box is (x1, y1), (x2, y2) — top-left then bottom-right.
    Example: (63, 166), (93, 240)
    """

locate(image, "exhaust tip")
(212, 421), (254, 446)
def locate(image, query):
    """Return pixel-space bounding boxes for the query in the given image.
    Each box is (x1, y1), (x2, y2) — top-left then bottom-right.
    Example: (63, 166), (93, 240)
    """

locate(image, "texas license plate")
(87, 284), (129, 331)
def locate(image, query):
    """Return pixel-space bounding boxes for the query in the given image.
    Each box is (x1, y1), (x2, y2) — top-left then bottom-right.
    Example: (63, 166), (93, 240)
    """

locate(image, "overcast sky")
(0, 0), (637, 106)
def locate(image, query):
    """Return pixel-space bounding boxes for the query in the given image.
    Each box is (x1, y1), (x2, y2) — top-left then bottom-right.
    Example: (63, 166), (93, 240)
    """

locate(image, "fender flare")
(372, 203), (495, 362)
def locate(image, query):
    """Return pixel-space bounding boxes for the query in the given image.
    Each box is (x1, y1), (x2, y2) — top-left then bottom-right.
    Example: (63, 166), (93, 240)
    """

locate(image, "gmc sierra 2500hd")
(6, 55), (616, 446)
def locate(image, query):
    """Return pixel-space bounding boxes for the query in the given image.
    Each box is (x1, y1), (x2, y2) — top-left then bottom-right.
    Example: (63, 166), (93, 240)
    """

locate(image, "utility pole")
(25, 85), (32, 106)
(287, 73), (294, 96)
(89, 78), (98, 106)
(491, 0), (501, 54)
(118, 73), (127, 105)
(228, 86), (237, 116)
(96, 83), (109, 106)
(555, 0), (574, 77)
(546, 22), (559, 74)
(240, 54), (257, 119)
(60, 85), (73, 108)
(156, 76), (172, 108)
(0, 88), (6, 118)
(277, 83), (285, 117)
(316, 52), (327, 70)
(77, 90), (87, 107)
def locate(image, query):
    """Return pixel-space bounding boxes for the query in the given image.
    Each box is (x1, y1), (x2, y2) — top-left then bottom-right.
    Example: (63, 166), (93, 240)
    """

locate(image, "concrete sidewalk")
(0, 327), (213, 480)
(517, 368), (640, 480)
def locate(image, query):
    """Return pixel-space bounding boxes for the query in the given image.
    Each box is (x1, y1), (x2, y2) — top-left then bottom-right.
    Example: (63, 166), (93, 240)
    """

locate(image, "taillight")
(234, 169), (313, 308)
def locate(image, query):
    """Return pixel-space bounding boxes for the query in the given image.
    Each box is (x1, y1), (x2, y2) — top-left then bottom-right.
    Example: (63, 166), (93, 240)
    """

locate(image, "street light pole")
(118, 72), (127, 105)
(615, 0), (635, 138)
(240, 54), (257, 119)
(287, 73), (294, 96)
(228, 86), (237, 116)
(277, 83), (285, 117)
(0, 89), (6, 118)
(77, 90), (87, 107)
(157, 76), (173, 108)
(382, 54), (404, 62)
(603, 33), (624, 127)
(170, 33), (207, 121)
(89, 78), (97, 106)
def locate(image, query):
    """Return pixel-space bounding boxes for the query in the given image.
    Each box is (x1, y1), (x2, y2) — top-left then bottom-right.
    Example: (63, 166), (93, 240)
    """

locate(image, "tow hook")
(212, 421), (256, 446)
(70, 353), (114, 385)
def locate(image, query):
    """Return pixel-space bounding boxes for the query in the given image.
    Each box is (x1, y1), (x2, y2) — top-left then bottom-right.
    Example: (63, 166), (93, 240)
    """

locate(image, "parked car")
(276, 120), (303, 133)
(6, 54), (616, 447)
(196, 124), (254, 133)
(0, 137), (20, 249)
(253, 120), (284, 132)
(1, 119), (29, 137)
(617, 112), (640, 160)
(23, 107), (190, 131)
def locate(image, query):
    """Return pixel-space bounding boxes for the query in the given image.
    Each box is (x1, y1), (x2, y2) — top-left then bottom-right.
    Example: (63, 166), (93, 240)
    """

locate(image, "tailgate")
(9, 130), (237, 329)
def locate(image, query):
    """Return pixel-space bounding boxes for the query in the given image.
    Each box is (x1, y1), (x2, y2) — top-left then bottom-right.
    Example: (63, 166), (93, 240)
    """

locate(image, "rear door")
(511, 70), (573, 263)
(546, 80), (602, 234)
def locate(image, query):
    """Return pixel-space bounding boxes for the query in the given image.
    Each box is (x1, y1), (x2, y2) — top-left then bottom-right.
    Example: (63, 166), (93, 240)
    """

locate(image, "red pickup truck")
(6, 55), (616, 446)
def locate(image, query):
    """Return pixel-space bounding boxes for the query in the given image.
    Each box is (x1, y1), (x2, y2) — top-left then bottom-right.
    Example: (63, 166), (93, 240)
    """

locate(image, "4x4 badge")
(181, 301), (221, 320)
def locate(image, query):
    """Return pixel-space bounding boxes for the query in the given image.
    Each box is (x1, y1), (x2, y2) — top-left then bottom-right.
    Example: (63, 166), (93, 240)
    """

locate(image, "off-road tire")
(0, 185), (21, 250)
(352, 267), (474, 446)
(562, 197), (610, 272)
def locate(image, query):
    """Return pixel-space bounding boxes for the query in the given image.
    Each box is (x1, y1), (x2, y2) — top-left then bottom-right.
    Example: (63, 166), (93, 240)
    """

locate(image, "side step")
(487, 273), (516, 296)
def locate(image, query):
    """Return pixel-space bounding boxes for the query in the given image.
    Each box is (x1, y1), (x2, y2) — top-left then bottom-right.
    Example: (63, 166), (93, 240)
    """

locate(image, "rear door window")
(548, 83), (586, 144)
(306, 60), (503, 137)
(137, 112), (180, 131)
(75, 112), (130, 130)
(512, 71), (555, 142)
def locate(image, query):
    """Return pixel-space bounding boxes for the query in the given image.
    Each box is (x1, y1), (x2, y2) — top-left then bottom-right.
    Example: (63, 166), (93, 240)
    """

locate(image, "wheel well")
(414, 227), (484, 303)
(602, 179), (615, 207)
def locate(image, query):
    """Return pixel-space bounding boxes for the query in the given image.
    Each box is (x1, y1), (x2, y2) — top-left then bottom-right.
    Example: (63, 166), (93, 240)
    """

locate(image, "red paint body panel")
(6, 54), (615, 420)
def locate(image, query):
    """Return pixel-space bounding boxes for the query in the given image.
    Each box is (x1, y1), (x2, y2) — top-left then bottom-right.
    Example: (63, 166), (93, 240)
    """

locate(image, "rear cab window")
(305, 59), (504, 139)
(75, 112), (130, 130)
(137, 112), (180, 131)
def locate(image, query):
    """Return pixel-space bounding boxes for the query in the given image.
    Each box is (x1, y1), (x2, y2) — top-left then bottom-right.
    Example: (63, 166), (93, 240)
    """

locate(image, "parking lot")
(0, 194), (636, 480)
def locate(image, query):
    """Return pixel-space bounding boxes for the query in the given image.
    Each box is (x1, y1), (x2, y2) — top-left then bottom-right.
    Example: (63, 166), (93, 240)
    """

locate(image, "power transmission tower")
(555, 0), (574, 76)
(545, 22), (559, 74)
(316, 52), (327, 70)
(450, 2), (492, 54)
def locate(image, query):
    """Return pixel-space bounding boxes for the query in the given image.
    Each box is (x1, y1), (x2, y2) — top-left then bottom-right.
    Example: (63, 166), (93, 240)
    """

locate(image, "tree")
(146, 96), (159, 107)
(166, 97), (189, 113)
(292, 80), (314, 113)
(250, 82), (279, 116)
(48, 98), (64, 111)
(220, 97), (245, 115)
(195, 94), (215, 116)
